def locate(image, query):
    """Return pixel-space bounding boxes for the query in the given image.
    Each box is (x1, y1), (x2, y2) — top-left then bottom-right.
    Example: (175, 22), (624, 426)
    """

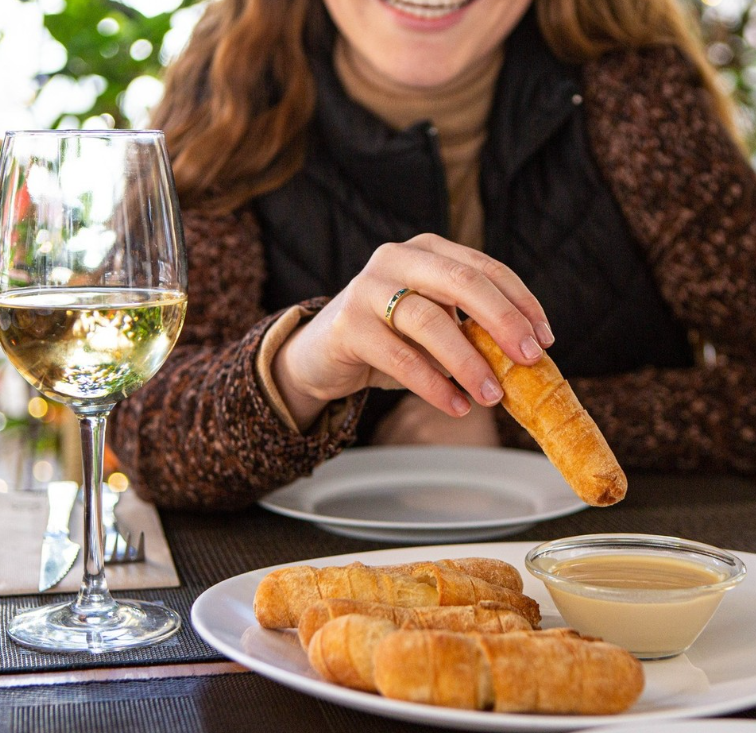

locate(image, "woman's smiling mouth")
(378, 0), (477, 21)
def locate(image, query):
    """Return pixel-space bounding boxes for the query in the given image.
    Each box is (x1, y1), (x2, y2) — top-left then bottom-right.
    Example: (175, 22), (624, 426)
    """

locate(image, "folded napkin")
(0, 487), (180, 596)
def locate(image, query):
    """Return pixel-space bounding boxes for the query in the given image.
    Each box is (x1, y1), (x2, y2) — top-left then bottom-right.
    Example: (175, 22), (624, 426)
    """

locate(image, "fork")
(106, 529), (146, 564)
(102, 486), (146, 564)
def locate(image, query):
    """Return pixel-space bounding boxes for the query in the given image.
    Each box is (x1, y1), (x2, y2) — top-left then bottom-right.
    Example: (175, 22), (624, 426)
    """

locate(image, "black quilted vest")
(253, 10), (693, 439)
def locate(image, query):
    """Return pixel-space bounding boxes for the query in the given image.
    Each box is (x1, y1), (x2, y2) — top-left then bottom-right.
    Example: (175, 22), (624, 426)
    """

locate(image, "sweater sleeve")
(495, 46), (756, 474)
(108, 209), (367, 510)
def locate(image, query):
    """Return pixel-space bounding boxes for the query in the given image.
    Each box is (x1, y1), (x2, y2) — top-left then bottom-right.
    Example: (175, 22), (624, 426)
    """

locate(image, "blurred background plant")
(694, 0), (756, 157)
(0, 0), (753, 490)
(0, 0), (206, 132)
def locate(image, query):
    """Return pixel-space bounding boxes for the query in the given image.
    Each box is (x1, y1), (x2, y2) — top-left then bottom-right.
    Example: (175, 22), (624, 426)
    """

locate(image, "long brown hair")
(152, 0), (741, 214)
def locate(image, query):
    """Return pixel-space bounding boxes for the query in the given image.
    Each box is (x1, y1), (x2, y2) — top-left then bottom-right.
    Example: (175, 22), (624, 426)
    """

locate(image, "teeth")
(382, 0), (474, 19)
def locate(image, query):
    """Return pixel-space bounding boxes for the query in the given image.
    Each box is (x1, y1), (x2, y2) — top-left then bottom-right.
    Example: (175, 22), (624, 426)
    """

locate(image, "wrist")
(271, 325), (329, 432)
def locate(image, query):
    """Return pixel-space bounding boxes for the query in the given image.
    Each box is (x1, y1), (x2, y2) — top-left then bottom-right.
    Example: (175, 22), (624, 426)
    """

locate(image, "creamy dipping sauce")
(544, 554), (727, 659)
(551, 554), (725, 589)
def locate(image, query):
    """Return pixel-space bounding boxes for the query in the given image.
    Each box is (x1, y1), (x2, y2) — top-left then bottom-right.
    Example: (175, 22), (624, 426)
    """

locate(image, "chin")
(373, 55), (469, 89)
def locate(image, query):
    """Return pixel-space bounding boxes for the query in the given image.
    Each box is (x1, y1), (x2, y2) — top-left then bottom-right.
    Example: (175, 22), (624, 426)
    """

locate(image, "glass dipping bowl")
(525, 533), (747, 659)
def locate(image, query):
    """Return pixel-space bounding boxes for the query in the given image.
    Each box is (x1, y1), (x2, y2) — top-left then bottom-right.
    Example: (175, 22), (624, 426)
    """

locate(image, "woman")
(110, 0), (756, 509)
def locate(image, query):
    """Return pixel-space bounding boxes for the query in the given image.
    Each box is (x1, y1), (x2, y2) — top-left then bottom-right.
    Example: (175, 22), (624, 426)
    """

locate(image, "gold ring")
(384, 287), (418, 331)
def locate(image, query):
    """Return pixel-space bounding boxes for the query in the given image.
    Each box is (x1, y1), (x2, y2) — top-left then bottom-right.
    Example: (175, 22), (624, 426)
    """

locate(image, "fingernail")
(452, 393), (471, 416)
(481, 376), (503, 405)
(535, 321), (554, 347)
(520, 335), (543, 360)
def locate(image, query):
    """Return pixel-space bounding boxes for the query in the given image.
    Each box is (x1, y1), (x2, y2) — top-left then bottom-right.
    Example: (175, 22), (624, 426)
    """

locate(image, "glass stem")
(71, 409), (116, 615)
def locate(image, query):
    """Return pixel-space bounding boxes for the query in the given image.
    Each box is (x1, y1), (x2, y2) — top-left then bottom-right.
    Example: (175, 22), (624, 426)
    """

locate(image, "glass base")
(8, 598), (181, 653)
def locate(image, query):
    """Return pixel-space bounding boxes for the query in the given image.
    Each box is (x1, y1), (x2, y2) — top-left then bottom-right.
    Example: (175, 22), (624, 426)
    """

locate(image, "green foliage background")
(30, 0), (756, 155)
(39, 0), (196, 127)
(42, 0), (189, 121)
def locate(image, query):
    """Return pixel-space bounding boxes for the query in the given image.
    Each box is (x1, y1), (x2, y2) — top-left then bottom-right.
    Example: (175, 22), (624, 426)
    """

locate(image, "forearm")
(110, 312), (368, 510)
(496, 363), (756, 474)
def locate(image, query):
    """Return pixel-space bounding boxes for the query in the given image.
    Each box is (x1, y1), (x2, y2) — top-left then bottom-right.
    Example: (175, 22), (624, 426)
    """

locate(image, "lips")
(379, 0), (476, 20)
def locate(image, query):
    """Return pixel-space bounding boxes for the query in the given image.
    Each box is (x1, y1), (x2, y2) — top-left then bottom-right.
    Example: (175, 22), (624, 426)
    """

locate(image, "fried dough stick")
(461, 318), (627, 507)
(298, 598), (533, 650)
(254, 562), (540, 629)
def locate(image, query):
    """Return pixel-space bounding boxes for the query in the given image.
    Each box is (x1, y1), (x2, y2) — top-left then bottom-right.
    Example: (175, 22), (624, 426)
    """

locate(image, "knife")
(38, 480), (81, 592)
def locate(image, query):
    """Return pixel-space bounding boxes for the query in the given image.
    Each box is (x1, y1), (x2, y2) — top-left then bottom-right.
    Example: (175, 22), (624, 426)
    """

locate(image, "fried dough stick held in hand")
(461, 318), (627, 507)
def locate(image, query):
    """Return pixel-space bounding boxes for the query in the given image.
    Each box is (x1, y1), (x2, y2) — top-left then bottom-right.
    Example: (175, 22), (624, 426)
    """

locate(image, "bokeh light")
(107, 471), (130, 492)
(28, 397), (49, 419)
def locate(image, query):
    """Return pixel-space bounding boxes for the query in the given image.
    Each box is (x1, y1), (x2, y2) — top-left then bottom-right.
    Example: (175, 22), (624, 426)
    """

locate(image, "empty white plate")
(258, 446), (587, 542)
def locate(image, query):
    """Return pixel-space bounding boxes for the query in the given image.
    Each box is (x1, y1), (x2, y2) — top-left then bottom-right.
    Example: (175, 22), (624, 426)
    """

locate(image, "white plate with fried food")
(191, 542), (756, 732)
(258, 447), (587, 543)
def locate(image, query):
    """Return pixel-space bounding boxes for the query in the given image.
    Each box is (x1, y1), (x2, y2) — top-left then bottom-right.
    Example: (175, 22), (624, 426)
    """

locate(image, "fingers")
(370, 235), (554, 364)
(379, 292), (505, 409)
(357, 234), (556, 413)
(362, 325), (475, 418)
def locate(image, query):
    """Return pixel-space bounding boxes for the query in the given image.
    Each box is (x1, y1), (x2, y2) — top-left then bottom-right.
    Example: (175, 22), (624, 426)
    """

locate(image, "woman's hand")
(272, 233), (553, 431)
(372, 393), (501, 447)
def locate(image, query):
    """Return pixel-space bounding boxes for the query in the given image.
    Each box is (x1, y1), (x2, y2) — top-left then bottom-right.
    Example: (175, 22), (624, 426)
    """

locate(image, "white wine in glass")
(0, 130), (187, 653)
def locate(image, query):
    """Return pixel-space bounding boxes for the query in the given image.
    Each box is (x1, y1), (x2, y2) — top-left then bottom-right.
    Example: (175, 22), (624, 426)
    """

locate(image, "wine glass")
(0, 130), (187, 653)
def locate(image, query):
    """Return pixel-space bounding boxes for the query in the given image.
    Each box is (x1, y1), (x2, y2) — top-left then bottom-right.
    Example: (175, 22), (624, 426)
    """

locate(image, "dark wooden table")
(1, 469), (755, 732)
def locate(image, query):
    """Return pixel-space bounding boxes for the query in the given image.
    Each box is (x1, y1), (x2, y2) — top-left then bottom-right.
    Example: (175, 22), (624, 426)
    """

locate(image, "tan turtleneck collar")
(334, 39), (504, 251)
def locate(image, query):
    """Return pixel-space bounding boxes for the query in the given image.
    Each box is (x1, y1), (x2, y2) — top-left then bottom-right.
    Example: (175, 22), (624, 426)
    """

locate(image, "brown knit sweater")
(110, 45), (756, 509)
